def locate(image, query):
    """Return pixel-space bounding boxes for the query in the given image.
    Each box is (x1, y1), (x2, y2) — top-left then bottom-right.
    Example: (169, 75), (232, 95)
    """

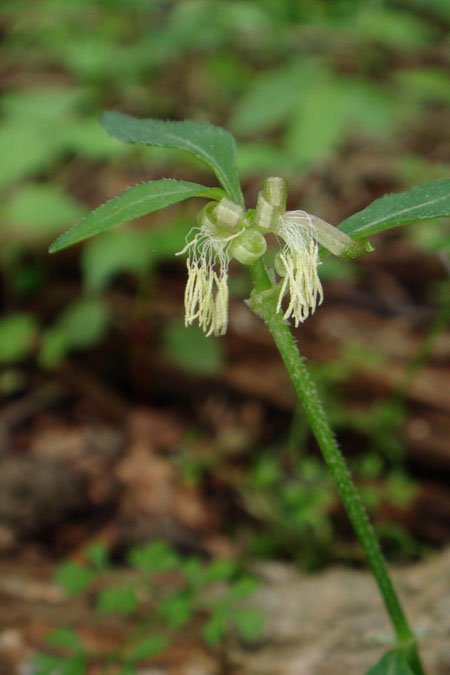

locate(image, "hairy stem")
(249, 258), (424, 674)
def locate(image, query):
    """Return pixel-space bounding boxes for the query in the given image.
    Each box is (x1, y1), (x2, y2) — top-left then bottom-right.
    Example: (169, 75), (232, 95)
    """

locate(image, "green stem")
(249, 258), (424, 674)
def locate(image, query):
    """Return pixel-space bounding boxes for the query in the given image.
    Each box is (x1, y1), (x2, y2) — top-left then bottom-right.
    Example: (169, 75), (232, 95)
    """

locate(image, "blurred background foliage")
(0, 0), (449, 573)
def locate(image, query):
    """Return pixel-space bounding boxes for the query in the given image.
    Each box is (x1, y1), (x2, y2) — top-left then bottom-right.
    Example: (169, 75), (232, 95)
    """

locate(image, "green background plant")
(34, 540), (262, 674)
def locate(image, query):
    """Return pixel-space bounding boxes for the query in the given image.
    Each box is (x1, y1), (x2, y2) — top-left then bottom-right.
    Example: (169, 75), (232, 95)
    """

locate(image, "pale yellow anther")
(182, 247), (230, 337)
(276, 212), (324, 327)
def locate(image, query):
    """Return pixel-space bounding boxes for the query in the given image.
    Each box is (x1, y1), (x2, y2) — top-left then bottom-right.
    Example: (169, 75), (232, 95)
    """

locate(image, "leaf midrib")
(343, 191), (449, 235)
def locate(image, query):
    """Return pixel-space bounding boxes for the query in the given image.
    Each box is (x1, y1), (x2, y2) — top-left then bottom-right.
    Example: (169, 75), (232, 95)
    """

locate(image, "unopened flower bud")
(263, 177), (288, 212)
(309, 214), (374, 260)
(215, 198), (244, 230)
(255, 192), (280, 230)
(197, 202), (220, 235)
(229, 229), (267, 265)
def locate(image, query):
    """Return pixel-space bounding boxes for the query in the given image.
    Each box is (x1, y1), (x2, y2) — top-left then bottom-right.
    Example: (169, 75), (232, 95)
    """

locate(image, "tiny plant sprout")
(50, 112), (449, 674)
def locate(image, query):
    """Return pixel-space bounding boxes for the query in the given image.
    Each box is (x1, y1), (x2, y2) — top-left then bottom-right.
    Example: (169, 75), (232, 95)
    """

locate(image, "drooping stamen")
(276, 210), (324, 326)
(177, 199), (242, 336)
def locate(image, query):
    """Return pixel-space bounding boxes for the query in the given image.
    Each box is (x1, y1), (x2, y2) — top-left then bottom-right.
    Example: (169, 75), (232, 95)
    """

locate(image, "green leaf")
(96, 587), (138, 615)
(45, 627), (82, 651)
(127, 540), (178, 574)
(181, 556), (204, 588)
(231, 63), (303, 135)
(4, 184), (87, 237)
(47, 299), (110, 354)
(49, 179), (219, 252)
(118, 666), (136, 675)
(286, 79), (347, 165)
(81, 230), (155, 292)
(1, 88), (84, 123)
(129, 634), (169, 661)
(228, 576), (259, 600)
(31, 653), (62, 675)
(339, 179), (450, 240)
(60, 299), (110, 348)
(101, 112), (243, 206)
(233, 608), (264, 641)
(0, 313), (38, 363)
(81, 222), (190, 292)
(163, 321), (225, 374)
(57, 655), (86, 675)
(85, 541), (109, 570)
(38, 328), (69, 370)
(53, 561), (95, 596)
(158, 591), (193, 629)
(32, 653), (86, 675)
(60, 117), (131, 160)
(365, 649), (415, 675)
(202, 612), (226, 646)
(0, 123), (58, 190)
(205, 559), (237, 582)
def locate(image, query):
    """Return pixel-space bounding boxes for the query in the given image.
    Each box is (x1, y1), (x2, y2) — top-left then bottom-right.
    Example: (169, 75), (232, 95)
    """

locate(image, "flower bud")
(263, 177), (288, 212)
(215, 198), (244, 230)
(197, 202), (219, 235)
(309, 215), (374, 260)
(229, 229), (267, 265)
(255, 192), (280, 230)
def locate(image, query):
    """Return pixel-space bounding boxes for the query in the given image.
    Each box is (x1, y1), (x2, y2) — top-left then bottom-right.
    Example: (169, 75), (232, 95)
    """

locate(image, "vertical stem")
(249, 259), (424, 673)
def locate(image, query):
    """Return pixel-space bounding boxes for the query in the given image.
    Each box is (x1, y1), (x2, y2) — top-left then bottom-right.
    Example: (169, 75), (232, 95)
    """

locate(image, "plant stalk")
(249, 258), (424, 674)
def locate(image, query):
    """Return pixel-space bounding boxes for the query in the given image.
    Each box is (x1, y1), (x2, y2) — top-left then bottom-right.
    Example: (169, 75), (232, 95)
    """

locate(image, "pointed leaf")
(129, 634), (169, 661)
(202, 612), (227, 645)
(233, 608), (264, 641)
(365, 649), (415, 675)
(96, 587), (138, 615)
(127, 540), (178, 573)
(53, 561), (95, 596)
(339, 179), (450, 239)
(101, 112), (243, 205)
(49, 179), (220, 252)
(45, 627), (82, 651)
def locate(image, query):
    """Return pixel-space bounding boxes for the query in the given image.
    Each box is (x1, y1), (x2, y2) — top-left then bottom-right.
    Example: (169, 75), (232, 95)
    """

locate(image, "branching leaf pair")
(49, 111), (450, 255)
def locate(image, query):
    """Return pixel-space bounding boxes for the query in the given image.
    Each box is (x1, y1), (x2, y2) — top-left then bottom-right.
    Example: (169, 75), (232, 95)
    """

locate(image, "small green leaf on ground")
(32, 653), (86, 675)
(163, 321), (225, 375)
(205, 558), (237, 582)
(55, 299), (111, 350)
(158, 591), (193, 629)
(53, 561), (95, 596)
(45, 627), (82, 651)
(0, 313), (38, 363)
(85, 541), (110, 570)
(233, 607), (264, 641)
(228, 576), (260, 599)
(127, 540), (178, 573)
(129, 634), (169, 661)
(118, 665), (136, 675)
(96, 587), (138, 615)
(4, 184), (86, 236)
(202, 612), (227, 645)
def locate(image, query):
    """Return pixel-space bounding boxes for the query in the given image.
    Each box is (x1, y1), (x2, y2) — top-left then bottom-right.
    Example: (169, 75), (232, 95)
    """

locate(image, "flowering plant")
(51, 112), (450, 674)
